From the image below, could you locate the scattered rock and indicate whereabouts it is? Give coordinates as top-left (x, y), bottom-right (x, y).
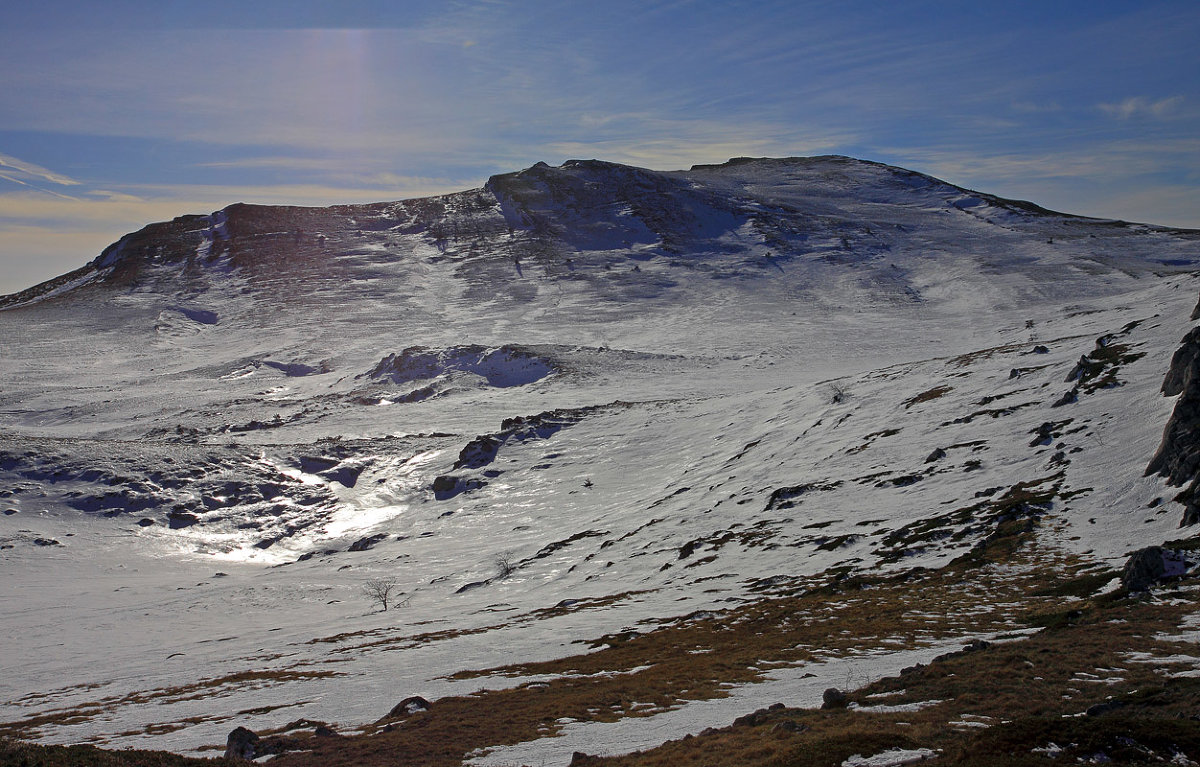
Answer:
top-left (137, 518), bottom-right (155, 527)
top-left (932, 639), bottom-right (991, 664)
top-left (32, 538), bottom-right (60, 547)
top-left (733, 704), bottom-right (784, 727)
top-left (456, 580), bottom-right (488, 594)
top-left (314, 724), bottom-right (339, 737)
top-left (167, 510), bottom-right (200, 529)
top-left (3, 508), bottom-right (16, 515)
top-left (431, 474), bottom-right (486, 500)
top-left (1029, 422), bottom-right (1056, 447)
top-left (348, 533), bottom-right (389, 552)
top-left (319, 464), bottom-right (363, 488)
top-left (454, 436), bottom-right (502, 470)
top-left (924, 448), bottom-right (947, 463)
top-left (1066, 354), bottom-right (1099, 383)
top-left (1051, 389), bottom-right (1078, 408)
top-left (1032, 345), bottom-right (1050, 354)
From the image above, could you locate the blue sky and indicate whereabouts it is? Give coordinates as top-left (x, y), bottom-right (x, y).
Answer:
top-left (1, 0), bottom-right (1198, 294)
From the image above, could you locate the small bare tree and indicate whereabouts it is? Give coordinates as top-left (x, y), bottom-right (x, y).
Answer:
top-left (362, 577), bottom-right (402, 612)
top-left (829, 381), bottom-right (849, 404)
top-left (493, 552), bottom-right (517, 579)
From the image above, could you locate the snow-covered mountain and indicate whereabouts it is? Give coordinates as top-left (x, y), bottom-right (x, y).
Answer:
top-left (3, 156), bottom-right (1200, 765)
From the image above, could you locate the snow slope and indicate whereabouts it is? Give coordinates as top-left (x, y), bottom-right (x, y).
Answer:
top-left (1, 156), bottom-right (1198, 757)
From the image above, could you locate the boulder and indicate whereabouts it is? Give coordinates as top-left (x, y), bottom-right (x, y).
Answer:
top-left (821, 687), bottom-right (848, 709)
top-left (1121, 546), bottom-right (1190, 592)
top-left (383, 695), bottom-right (432, 720)
top-left (431, 474), bottom-right (486, 500)
top-left (167, 510), bottom-right (200, 529)
top-left (224, 726), bottom-right (260, 760)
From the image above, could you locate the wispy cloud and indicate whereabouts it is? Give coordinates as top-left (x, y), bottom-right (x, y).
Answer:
top-left (1098, 96), bottom-right (1184, 120)
top-left (0, 179), bottom-right (477, 228)
top-left (0, 177), bottom-right (480, 295)
top-left (873, 140), bottom-right (1200, 227)
top-left (0, 151), bottom-right (83, 198)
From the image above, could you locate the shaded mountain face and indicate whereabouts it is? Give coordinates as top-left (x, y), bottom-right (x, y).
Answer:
top-left (2, 156), bottom-right (1200, 758)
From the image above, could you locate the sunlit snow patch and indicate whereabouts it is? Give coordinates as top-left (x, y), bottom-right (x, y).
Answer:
top-left (842, 748), bottom-right (939, 767)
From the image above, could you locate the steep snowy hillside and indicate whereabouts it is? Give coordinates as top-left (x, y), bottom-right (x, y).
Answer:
top-left (2, 156), bottom-right (1200, 765)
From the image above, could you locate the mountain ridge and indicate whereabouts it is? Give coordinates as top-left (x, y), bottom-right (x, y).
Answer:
top-left (4, 155), bottom-right (1197, 311)
top-left (3, 155), bottom-right (1200, 763)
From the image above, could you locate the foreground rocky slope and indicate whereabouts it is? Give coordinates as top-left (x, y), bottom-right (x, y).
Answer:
top-left (2, 156), bottom-right (1200, 764)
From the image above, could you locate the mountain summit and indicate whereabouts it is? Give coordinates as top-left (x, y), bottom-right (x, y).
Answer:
top-left (3, 157), bottom-right (1200, 765)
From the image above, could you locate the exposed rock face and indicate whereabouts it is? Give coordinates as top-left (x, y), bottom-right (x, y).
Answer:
top-left (1147, 327), bottom-right (1200, 525)
top-left (1160, 327), bottom-right (1200, 397)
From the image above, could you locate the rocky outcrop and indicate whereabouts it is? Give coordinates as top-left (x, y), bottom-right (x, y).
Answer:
top-left (1147, 327), bottom-right (1200, 525)
top-left (1121, 546), bottom-right (1190, 592)
top-left (1160, 327), bottom-right (1200, 397)
top-left (377, 695), bottom-right (432, 724)
top-left (431, 474), bottom-right (487, 500)
top-left (363, 345), bottom-right (556, 388)
top-left (224, 727), bottom-right (260, 760)
top-left (223, 726), bottom-right (297, 761)
top-left (821, 688), bottom-right (848, 709)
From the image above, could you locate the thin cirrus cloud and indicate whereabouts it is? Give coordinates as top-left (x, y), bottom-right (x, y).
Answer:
top-left (0, 175), bottom-right (480, 295)
top-left (0, 152), bottom-right (83, 193)
top-left (1098, 96), bottom-right (1186, 120)
top-left (1, 1), bottom-right (1198, 294)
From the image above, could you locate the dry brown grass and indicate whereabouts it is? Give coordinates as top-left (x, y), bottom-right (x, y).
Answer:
top-left (0, 670), bottom-right (338, 741)
top-left (11, 477), bottom-right (1197, 767)
top-left (903, 385), bottom-right (953, 408)
top-left (266, 513), bottom-right (1115, 767)
top-left (591, 587), bottom-right (1200, 767)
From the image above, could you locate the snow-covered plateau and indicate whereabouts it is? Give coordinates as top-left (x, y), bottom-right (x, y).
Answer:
top-left (3, 156), bottom-right (1200, 765)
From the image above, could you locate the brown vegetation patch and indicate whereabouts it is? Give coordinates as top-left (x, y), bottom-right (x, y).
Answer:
top-left (308, 591), bottom-right (650, 655)
top-left (259, 518), bottom-right (1099, 766)
top-left (0, 738), bottom-right (234, 766)
top-left (588, 583), bottom-right (1200, 767)
top-left (903, 385), bottom-right (953, 409)
top-left (0, 671), bottom-right (338, 741)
